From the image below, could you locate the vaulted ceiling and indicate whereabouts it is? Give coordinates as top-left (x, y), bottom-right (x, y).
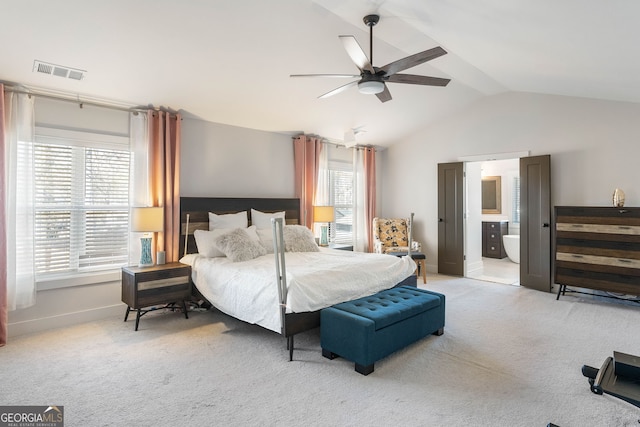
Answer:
top-left (3, 0), bottom-right (639, 147)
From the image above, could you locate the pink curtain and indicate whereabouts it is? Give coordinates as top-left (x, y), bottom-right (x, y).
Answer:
top-left (148, 110), bottom-right (181, 262)
top-left (0, 84), bottom-right (7, 346)
top-left (363, 147), bottom-right (377, 252)
top-left (293, 135), bottom-right (323, 228)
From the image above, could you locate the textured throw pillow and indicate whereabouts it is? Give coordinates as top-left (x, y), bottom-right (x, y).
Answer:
top-left (283, 225), bottom-right (319, 252)
top-left (251, 209), bottom-right (285, 229)
top-left (208, 211), bottom-right (248, 230)
top-left (214, 228), bottom-right (267, 262)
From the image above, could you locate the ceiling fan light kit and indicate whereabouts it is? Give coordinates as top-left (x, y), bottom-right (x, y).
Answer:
top-left (358, 80), bottom-right (385, 94)
top-left (290, 14), bottom-right (451, 103)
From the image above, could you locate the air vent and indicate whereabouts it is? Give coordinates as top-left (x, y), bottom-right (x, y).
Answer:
top-left (33, 60), bottom-right (86, 81)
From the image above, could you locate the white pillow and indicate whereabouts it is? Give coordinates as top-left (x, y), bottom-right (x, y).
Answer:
top-left (251, 208), bottom-right (285, 229)
top-left (214, 228), bottom-right (267, 262)
top-left (257, 228), bottom-right (276, 254)
top-left (283, 225), bottom-right (319, 252)
top-left (208, 211), bottom-right (248, 230)
top-left (179, 253), bottom-right (199, 267)
top-left (194, 226), bottom-right (259, 258)
top-left (194, 228), bottom-right (230, 257)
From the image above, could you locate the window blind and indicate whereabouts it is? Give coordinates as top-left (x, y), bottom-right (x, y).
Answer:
top-left (328, 160), bottom-right (354, 244)
top-left (34, 128), bottom-right (130, 276)
top-left (512, 176), bottom-right (521, 224)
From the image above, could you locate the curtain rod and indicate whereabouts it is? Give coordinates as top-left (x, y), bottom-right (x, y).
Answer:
top-left (292, 135), bottom-right (377, 150)
top-left (3, 84), bottom-right (149, 114)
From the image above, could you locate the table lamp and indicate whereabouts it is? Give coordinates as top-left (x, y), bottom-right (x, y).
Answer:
top-left (313, 206), bottom-right (335, 246)
top-left (131, 207), bottom-right (164, 267)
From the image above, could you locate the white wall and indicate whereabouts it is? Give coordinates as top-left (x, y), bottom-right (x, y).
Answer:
top-left (381, 91), bottom-right (640, 272)
top-left (465, 162), bottom-right (482, 276)
top-left (181, 118), bottom-right (294, 197)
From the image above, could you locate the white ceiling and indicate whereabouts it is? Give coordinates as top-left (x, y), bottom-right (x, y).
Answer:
top-left (3, 0), bottom-right (639, 147)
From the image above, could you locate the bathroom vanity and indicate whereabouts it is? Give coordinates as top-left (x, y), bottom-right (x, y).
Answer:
top-left (482, 221), bottom-right (508, 259)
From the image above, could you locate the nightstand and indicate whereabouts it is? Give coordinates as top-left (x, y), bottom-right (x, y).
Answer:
top-left (328, 243), bottom-right (353, 251)
top-left (121, 262), bottom-right (192, 331)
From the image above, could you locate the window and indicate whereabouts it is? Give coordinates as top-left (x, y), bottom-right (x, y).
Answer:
top-left (34, 127), bottom-right (130, 278)
top-left (512, 176), bottom-right (521, 223)
top-left (328, 160), bottom-right (354, 244)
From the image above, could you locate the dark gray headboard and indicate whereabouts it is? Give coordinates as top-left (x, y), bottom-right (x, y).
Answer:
top-left (179, 197), bottom-right (300, 255)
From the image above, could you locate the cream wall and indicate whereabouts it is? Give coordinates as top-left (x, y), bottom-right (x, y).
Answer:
top-left (380, 91), bottom-right (640, 272)
top-left (180, 118), bottom-right (295, 197)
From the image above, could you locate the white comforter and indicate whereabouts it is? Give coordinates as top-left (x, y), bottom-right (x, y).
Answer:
top-left (183, 248), bottom-right (416, 333)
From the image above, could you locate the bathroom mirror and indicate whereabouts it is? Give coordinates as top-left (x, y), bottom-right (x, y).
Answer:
top-left (482, 176), bottom-right (502, 214)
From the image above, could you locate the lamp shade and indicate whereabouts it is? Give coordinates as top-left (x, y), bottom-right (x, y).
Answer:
top-left (131, 207), bottom-right (164, 232)
top-left (313, 206), bottom-right (335, 223)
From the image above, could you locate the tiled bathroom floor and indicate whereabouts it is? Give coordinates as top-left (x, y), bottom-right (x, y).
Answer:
top-left (468, 257), bottom-right (520, 285)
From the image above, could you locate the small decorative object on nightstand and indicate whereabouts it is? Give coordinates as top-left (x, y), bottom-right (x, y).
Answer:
top-left (121, 262), bottom-right (191, 331)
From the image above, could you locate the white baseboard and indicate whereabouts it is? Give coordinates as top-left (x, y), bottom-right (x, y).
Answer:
top-left (8, 304), bottom-right (125, 338)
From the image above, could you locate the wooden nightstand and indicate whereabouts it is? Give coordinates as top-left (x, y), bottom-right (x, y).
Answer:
top-left (121, 262), bottom-right (192, 331)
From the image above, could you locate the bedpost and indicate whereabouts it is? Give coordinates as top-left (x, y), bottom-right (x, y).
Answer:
top-left (271, 218), bottom-right (288, 338)
top-left (183, 213), bottom-right (190, 258)
top-left (408, 212), bottom-right (414, 257)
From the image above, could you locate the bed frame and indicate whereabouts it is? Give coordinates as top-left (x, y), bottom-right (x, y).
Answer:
top-left (179, 196), bottom-right (416, 361)
top-left (179, 197), bottom-right (320, 359)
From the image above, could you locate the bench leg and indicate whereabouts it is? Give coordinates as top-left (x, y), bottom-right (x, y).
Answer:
top-left (355, 363), bottom-right (374, 376)
top-left (322, 348), bottom-right (338, 360)
top-left (433, 327), bottom-right (444, 336)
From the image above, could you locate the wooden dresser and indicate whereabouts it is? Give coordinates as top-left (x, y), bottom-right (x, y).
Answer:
top-left (554, 206), bottom-right (640, 300)
top-left (482, 221), bottom-right (508, 259)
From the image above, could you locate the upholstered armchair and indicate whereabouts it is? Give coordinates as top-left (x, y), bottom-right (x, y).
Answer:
top-left (372, 217), bottom-right (421, 254)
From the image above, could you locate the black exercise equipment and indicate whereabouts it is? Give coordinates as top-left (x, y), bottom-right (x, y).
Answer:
top-left (582, 351), bottom-right (640, 409)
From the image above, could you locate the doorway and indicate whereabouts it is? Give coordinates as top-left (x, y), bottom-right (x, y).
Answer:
top-left (437, 154), bottom-right (551, 292)
top-left (466, 158), bottom-right (520, 285)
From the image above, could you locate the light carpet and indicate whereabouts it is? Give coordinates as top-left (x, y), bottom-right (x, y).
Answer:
top-left (1, 275), bottom-right (639, 426)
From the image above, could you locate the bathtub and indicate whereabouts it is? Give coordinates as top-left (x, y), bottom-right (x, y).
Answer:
top-left (502, 235), bottom-right (520, 264)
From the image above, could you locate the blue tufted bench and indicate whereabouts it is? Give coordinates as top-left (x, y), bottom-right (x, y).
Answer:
top-left (321, 286), bottom-right (445, 375)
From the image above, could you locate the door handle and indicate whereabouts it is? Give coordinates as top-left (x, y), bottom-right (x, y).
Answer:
top-left (542, 223), bottom-right (549, 228)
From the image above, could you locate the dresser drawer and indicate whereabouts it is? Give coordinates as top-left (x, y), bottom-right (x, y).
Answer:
top-left (554, 206), bottom-right (640, 300)
top-left (482, 221), bottom-right (508, 259)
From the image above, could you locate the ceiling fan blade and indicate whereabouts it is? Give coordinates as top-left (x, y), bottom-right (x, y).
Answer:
top-left (376, 85), bottom-right (392, 103)
top-left (318, 80), bottom-right (358, 99)
top-left (387, 74), bottom-right (451, 87)
top-left (381, 46), bottom-right (448, 76)
top-left (290, 73), bottom-right (360, 78)
top-left (339, 35), bottom-right (375, 73)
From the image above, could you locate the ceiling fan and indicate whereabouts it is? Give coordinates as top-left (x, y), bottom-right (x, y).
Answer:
top-left (290, 14), bottom-right (451, 103)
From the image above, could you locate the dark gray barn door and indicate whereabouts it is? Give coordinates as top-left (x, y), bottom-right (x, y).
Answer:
top-left (520, 155), bottom-right (551, 292)
top-left (438, 162), bottom-right (464, 276)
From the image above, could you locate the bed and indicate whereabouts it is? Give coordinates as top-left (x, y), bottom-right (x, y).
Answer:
top-left (179, 197), bottom-right (417, 360)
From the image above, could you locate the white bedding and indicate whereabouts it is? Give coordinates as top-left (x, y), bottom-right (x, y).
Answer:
top-left (183, 248), bottom-right (416, 333)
